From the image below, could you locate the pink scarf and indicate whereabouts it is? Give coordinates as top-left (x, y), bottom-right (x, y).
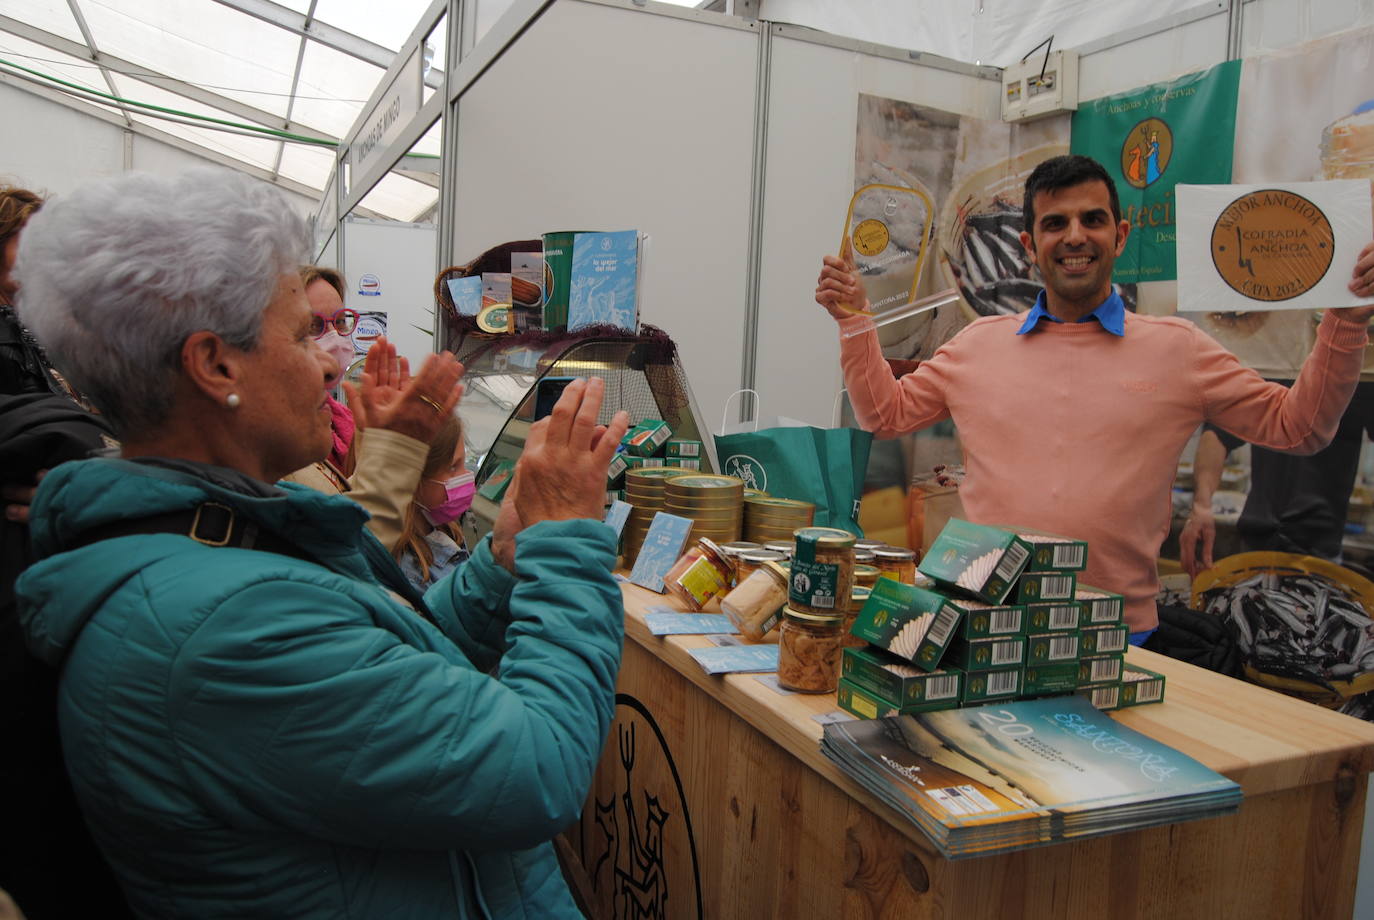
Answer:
top-left (327, 395), bottom-right (355, 469)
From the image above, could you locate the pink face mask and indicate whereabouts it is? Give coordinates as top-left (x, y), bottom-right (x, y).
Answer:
top-left (318, 330), bottom-right (356, 380)
top-left (419, 472), bottom-right (476, 526)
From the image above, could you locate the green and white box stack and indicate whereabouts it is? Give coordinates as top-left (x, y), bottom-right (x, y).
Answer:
top-left (917, 519), bottom-right (1032, 605)
top-left (838, 646), bottom-right (962, 718)
top-left (1074, 584), bottom-right (1127, 704)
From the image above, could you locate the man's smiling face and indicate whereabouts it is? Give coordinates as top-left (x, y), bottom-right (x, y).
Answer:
top-left (1020, 179), bottom-right (1130, 317)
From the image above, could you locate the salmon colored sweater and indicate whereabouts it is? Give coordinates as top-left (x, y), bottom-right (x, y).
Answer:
top-left (837, 310), bottom-right (1370, 632)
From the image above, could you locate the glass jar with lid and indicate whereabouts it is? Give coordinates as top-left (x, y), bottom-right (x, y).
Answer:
top-left (777, 606), bottom-right (844, 693)
top-left (720, 561), bottom-right (789, 641)
top-left (734, 549), bottom-right (786, 584)
top-left (788, 527), bottom-right (856, 615)
top-left (843, 585), bottom-right (872, 648)
top-left (664, 538), bottom-right (733, 611)
top-left (872, 546), bottom-right (919, 584)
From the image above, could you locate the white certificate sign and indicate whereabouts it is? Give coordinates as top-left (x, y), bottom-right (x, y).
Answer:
top-left (1177, 180), bottom-right (1373, 313)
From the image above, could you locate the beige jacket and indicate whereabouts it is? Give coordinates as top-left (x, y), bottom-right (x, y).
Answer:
top-left (282, 427), bottom-right (428, 552)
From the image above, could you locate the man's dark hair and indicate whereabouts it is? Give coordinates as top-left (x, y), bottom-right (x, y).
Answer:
top-left (1022, 155), bottom-right (1121, 235)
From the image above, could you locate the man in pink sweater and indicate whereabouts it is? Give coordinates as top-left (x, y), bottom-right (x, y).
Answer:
top-left (816, 155), bottom-right (1374, 640)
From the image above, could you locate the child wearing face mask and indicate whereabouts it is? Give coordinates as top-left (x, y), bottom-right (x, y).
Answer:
top-left (395, 412), bottom-right (474, 592)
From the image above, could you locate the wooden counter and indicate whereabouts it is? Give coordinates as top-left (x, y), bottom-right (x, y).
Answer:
top-left (569, 582), bottom-right (1374, 919)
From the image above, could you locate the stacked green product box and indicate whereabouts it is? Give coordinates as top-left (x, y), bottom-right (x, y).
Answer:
top-left (849, 578), bottom-right (964, 672)
top-left (1120, 665), bottom-right (1167, 707)
top-left (1075, 584), bottom-right (1127, 701)
top-left (917, 519), bottom-right (1032, 604)
top-left (840, 521), bottom-right (1163, 716)
top-left (839, 646), bottom-right (962, 717)
top-left (622, 419), bottom-right (672, 457)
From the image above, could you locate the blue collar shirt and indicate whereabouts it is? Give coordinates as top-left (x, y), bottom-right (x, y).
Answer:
top-left (1016, 289), bottom-right (1126, 337)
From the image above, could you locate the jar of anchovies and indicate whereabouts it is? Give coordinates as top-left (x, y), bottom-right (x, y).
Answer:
top-left (763, 540), bottom-right (794, 558)
top-left (788, 527), bottom-right (856, 615)
top-left (734, 549), bottom-right (786, 583)
top-left (872, 546), bottom-right (918, 584)
top-left (720, 561), bottom-right (790, 641)
top-left (853, 564), bottom-right (880, 589)
top-left (664, 538), bottom-right (733, 611)
top-left (716, 541), bottom-right (761, 585)
top-left (854, 548), bottom-right (876, 567)
top-left (777, 607), bottom-right (844, 693)
top-left (843, 585), bottom-right (872, 648)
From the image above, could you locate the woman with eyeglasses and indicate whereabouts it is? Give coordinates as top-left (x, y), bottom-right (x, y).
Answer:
top-left (282, 266), bottom-right (434, 553)
top-left (13, 167), bottom-right (628, 919)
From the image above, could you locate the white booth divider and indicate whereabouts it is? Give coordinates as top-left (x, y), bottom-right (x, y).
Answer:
top-left (449, 0), bottom-right (761, 428)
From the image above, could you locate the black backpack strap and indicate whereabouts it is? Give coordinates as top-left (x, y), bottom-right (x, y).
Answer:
top-left (66, 502), bottom-right (436, 623)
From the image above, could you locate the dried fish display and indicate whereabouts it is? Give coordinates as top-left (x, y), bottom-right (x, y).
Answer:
top-left (1198, 569), bottom-right (1374, 688)
top-left (943, 194), bottom-right (1044, 317)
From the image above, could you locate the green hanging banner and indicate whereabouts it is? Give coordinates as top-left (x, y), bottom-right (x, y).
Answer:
top-left (1070, 59), bottom-right (1241, 284)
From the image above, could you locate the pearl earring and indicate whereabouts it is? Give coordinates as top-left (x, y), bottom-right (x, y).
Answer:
top-left (226, 393), bottom-right (241, 409)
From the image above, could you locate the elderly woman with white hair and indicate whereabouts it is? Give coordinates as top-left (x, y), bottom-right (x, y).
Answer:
top-left (13, 168), bottom-right (629, 919)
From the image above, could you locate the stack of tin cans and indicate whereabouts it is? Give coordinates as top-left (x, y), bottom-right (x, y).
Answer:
top-left (663, 474), bottom-right (745, 544)
top-left (743, 495), bottom-right (816, 544)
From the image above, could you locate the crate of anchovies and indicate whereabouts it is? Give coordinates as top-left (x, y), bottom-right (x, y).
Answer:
top-left (1013, 570), bottom-right (1077, 604)
top-left (1077, 682), bottom-right (1124, 711)
top-left (841, 646), bottom-right (962, 710)
top-left (944, 596), bottom-right (1026, 639)
top-left (850, 578), bottom-right (964, 671)
top-left (1080, 624), bottom-right (1129, 657)
top-left (918, 519), bottom-right (1032, 604)
top-left (1022, 661), bottom-right (1080, 695)
top-left (1119, 665), bottom-right (1167, 707)
top-left (1026, 631), bottom-right (1081, 666)
top-left (1025, 601), bottom-right (1083, 634)
top-left (944, 635), bottom-right (1026, 672)
top-left (1011, 528), bottom-right (1089, 573)
top-left (1076, 585), bottom-right (1124, 626)
top-left (959, 665), bottom-right (1021, 704)
top-left (1078, 654), bottom-right (1124, 688)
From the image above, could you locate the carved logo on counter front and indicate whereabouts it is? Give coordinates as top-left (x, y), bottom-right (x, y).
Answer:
top-left (585, 694), bottom-right (702, 920)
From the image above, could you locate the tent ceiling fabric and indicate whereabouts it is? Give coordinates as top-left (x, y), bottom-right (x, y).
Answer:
top-left (0, 0), bottom-right (439, 221)
top-left (756, 0), bottom-right (1207, 67)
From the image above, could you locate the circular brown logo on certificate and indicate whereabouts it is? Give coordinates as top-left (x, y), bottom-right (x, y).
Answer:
top-left (852, 218), bottom-right (890, 257)
top-left (1210, 189), bottom-right (1334, 302)
top-left (1120, 118), bottom-right (1172, 189)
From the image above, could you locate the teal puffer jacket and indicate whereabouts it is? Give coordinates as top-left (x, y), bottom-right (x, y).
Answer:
top-left (17, 458), bottom-right (623, 919)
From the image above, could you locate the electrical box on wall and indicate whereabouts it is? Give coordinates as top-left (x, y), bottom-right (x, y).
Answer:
top-left (1002, 49), bottom-right (1079, 123)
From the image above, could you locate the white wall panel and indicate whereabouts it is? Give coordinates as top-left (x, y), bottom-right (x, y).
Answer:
top-left (753, 34), bottom-right (998, 428)
top-left (1078, 12), bottom-right (1229, 101)
top-left (452, 0), bottom-right (759, 427)
top-left (0, 81), bottom-right (125, 193)
top-left (340, 218), bottom-right (439, 368)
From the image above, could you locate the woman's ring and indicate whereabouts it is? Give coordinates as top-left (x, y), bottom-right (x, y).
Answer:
top-left (418, 394), bottom-right (444, 414)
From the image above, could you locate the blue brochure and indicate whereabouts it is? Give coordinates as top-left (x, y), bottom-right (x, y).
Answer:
top-left (644, 613), bottom-right (735, 635)
top-left (688, 644), bottom-right (780, 675)
top-left (446, 276), bottom-right (483, 317)
top-left (628, 511), bottom-right (693, 593)
top-left (604, 500), bottom-right (632, 537)
top-left (568, 230), bottom-right (639, 331)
